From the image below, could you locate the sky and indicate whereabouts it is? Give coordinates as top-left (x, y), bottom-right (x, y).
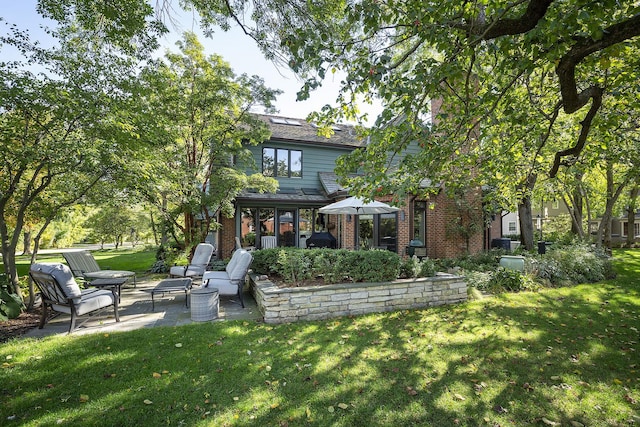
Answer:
top-left (1, 1), bottom-right (380, 125)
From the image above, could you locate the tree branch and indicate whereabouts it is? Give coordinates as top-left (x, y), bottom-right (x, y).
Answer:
top-left (548, 87), bottom-right (602, 178)
top-left (462, 0), bottom-right (554, 40)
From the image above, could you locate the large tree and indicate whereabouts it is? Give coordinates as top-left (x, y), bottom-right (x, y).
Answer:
top-left (33, 0), bottom-right (640, 243)
top-left (134, 32), bottom-right (280, 248)
top-left (180, 0), bottom-right (640, 197)
top-left (0, 22), bottom-right (155, 299)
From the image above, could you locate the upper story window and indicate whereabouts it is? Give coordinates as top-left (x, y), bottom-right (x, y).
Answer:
top-left (263, 148), bottom-right (302, 178)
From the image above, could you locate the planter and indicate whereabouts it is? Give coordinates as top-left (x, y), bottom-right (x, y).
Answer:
top-left (249, 273), bottom-right (467, 324)
top-left (499, 255), bottom-right (525, 272)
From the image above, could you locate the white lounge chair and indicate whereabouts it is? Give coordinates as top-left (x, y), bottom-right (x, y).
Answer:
top-left (201, 249), bottom-right (253, 308)
top-left (169, 243), bottom-right (215, 280)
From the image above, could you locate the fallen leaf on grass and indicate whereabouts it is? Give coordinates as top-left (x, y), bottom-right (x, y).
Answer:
top-left (541, 417), bottom-right (560, 426)
top-left (175, 343), bottom-right (182, 348)
top-left (143, 399), bottom-right (153, 405)
top-left (153, 372), bottom-right (162, 378)
top-left (337, 403), bottom-right (349, 410)
top-left (79, 395), bottom-right (89, 403)
top-left (453, 393), bottom-right (466, 401)
top-left (327, 406), bottom-right (335, 413)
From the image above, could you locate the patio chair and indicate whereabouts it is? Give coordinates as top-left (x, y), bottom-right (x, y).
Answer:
top-left (62, 250), bottom-right (136, 287)
top-left (169, 243), bottom-right (215, 280)
top-left (30, 262), bottom-right (120, 333)
top-left (201, 249), bottom-right (253, 308)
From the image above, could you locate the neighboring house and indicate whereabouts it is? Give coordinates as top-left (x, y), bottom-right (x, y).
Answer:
top-left (501, 199), bottom-right (570, 239)
top-left (215, 114), bottom-right (495, 259)
top-left (589, 211), bottom-right (640, 246)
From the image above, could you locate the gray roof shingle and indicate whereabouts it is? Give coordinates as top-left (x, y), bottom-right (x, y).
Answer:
top-left (254, 114), bottom-right (365, 148)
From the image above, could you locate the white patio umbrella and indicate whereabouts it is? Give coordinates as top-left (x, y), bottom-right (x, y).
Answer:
top-left (319, 197), bottom-right (400, 215)
top-left (319, 197), bottom-right (399, 249)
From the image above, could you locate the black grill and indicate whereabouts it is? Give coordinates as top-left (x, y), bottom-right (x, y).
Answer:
top-left (306, 232), bottom-right (337, 249)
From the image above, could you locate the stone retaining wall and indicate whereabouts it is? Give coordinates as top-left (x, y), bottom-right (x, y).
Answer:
top-left (250, 273), bottom-right (467, 324)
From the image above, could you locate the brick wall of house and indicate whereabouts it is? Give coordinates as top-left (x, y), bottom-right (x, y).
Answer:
top-left (220, 191), bottom-right (485, 260)
top-left (219, 215), bottom-right (236, 260)
top-left (426, 188), bottom-right (484, 259)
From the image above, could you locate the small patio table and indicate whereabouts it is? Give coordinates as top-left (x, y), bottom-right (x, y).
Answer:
top-left (89, 277), bottom-right (128, 303)
top-left (150, 278), bottom-right (192, 311)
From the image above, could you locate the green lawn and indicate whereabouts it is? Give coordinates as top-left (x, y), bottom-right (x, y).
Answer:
top-left (1, 250), bottom-right (639, 426)
top-left (6, 247), bottom-right (157, 278)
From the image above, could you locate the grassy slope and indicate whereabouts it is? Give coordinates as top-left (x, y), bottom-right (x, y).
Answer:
top-left (0, 249), bottom-right (638, 426)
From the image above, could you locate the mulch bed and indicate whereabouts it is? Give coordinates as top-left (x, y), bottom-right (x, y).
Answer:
top-left (0, 308), bottom-right (45, 343)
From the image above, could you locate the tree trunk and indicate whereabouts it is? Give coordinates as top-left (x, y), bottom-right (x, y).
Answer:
top-left (597, 160), bottom-right (630, 249)
top-left (161, 194), bottom-right (169, 246)
top-left (626, 186), bottom-right (639, 246)
top-left (0, 220), bottom-right (23, 301)
top-left (22, 230), bottom-right (33, 255)
top-left (517, 174), bottom-right (537, 251)
top-left (570, 174), bottom-right (584, 237)
top-left (27, 237), bottom-right (42, 311)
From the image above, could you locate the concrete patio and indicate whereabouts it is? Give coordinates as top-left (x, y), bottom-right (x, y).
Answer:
top-left (23, 277), bottom-right (261, 339)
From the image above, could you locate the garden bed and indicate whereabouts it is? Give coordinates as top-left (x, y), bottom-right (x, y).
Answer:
top-left (249, 273), bottom-right (467, 324)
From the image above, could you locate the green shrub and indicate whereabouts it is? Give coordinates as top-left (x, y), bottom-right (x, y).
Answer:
top-left (275, 250), bottom-right (312, 285)
top-left (419, 258), bottom-right (436, 277)
top-left (434, 250), bottom-right (502, 273)
top-left (464, 270), bottom-right (492, 291)
top-left (528, 244), bottom-right (612, 286)
top-left (251, 248), bottom-right (282, 275)
top-left (0, 275), bottom-right (22, 320)
top-left (339, 249), bottom-right (400, 282)
top-left (401, 257), bottom-right (437, 278)
top-left (488, 268), bottom-right (538, 293)
top-left (150, 245), bottom-right (186, 273)
top-left (254, 248), bottom-right (400, 285)
top-left (399, 256), bottom-right (420, 278)
top-left (528, 256), bottom-right (565, 286)
top-left (311, 249), bottom-right (344, 284)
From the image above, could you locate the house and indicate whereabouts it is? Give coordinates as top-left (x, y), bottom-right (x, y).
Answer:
top-left (215, 114), bottom-right (495, 260)
top-left (501, 200), bottom-right (570, 239)
top-left (589, 210), bottom-right (640, 247)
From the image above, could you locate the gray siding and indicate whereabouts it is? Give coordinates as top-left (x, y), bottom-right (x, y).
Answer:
top-left (245, 139), bottom-right (354, 189)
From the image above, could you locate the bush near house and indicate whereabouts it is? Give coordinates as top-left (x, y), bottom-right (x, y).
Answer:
top-left (450, 244), bottom-right (614, 293)
top-left (252, 244), bottom-right (613, 294)
top-left (252, 248), bottom-right (401, 286)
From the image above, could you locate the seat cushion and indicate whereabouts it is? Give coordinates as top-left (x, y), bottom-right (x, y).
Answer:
top-left (224, 249), bottom-right (242, 276)
top-left (203, 279), bottom-right (238, 295)
top-left (202, 271), bottom-right (230, 281)
top-left (229, 251), bottom-right (253, 281)
top-left (52, 289), bottom-right (115, 315)
top-left (191, 243), bottom-right (214, 268)
top-left (75, 290), bottom-right (116, 315)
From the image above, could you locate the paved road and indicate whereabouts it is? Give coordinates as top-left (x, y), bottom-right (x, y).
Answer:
top-left (13, 243), bottom-right (139, 256)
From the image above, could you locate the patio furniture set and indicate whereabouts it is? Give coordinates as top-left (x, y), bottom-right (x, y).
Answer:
top-left (29, 243), bottom-right (254, 333)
